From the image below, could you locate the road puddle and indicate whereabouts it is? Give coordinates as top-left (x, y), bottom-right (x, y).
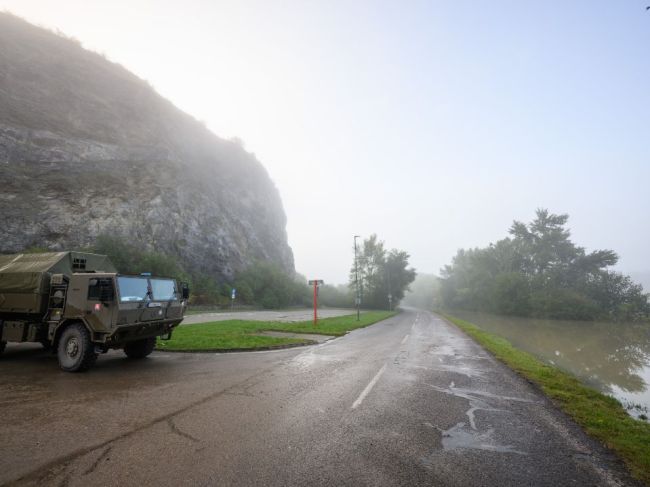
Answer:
top-left (411, 364), bottom-right (485, 379)
top-left (431, 422), bottom-right (527, 455)
top-left (425, 382), bottom-right (536, 456)
top-left (427, 344), bottom-right (457, 357)
top-left (290, 346), bottom-right (342, 368)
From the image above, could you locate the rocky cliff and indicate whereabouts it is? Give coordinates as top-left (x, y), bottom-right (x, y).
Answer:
top-left (0, 13), bottom-right (294, 280)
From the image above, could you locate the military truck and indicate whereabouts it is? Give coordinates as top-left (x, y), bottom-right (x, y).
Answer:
top-left (0, 252), bottom-right (188, 372)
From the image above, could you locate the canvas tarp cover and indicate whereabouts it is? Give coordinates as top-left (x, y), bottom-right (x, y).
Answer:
top-left (0, 272), bottom-right (46, 294)
top-left (0, 252), bottom-right (116, 294)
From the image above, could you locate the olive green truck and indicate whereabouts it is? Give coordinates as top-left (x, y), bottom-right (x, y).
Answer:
top-left (0, 252), bottom-right (188, 372)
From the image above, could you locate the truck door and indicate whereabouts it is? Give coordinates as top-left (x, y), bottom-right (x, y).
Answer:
top-left (84, 277), bottom-right (118, 332)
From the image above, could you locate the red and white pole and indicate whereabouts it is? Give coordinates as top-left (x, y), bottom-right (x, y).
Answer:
top-left (308, 280), bottom-right (323, 327)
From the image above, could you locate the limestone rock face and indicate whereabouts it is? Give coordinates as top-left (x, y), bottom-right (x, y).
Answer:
top-left (0, 13), bottom-right (294, 280)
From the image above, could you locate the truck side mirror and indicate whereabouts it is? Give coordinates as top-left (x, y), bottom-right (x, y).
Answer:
top-left (181, 282), bottom-right (190, 300)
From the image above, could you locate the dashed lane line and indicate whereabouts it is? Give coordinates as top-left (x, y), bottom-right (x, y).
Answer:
top-left (352, 364), bottom-right (387, 409)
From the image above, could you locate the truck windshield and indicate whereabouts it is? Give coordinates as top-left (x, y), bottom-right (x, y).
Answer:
top-left (151, 278), bottom-right (176, 301)
top-left (117, 276), bottom-right (149, 302)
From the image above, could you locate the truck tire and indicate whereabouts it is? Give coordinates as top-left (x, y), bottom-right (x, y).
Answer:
top-left (57, 323), bottom-right (97, 372)
top-left (123, 337), bottom-right (156, 359)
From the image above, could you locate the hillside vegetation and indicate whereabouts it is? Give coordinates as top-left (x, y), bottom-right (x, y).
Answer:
top-left (86, 235), bottom-right (305, 308)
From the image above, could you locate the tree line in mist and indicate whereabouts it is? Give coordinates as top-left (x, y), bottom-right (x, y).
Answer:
top-left (434, 209), bottom-right (649, 321)
top-left (89, 233), bottom-right (416, 311)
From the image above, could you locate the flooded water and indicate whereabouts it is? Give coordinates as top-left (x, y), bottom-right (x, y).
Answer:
top-left (447, 310), bottom-right (650, 418)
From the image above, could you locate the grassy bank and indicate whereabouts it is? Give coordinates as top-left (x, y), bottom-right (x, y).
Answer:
top-left (442, 313), bottom-right (650, 484)
top-left (157, 311), bottom-right (396, 352)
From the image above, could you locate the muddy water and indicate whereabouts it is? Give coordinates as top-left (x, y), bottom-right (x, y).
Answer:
top-left (446, 311), bottom-right (650, 417)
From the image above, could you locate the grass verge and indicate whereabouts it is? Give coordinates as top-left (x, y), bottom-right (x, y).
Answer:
top-left (157, 311), bottom-right (397, 352)
top-left (442, 313), bottom-right (650, 485)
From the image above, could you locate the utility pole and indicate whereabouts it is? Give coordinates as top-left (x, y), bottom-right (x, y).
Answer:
top-left (354, 235), bottom-right (361, 321)
top-left (386, 260), bottom-right (392, 311)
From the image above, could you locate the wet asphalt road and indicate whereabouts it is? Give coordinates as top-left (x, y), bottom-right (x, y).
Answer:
top-left (0, 310), bottom-right (639, 486)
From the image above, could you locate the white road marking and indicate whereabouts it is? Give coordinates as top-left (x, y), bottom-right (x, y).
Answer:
top-left (401, 334), bottom-right (409, 345)
top-left (352, 364), bottom-right (387, 409)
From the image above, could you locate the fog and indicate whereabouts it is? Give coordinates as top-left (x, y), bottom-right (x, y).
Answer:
top-left (3, 1), bottom-right (649, 286)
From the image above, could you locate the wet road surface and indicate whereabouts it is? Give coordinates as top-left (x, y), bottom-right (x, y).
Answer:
top-left (0, 310), bottom-right (639, 486)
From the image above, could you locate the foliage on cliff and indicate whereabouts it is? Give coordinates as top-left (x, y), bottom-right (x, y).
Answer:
top-left (439, 209), bottom-right (649, 321)
top-left (91, 235), bottom-right (306, 309)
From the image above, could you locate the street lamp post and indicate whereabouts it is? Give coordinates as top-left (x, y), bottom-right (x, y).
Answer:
top-left (386, 261), bottom-right (392, 311)
top-left (354, 235), bottom-right (361, 321)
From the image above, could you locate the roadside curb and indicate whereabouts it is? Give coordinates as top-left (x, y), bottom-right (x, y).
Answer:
top-left (154, 340), bottom-right (318, 354)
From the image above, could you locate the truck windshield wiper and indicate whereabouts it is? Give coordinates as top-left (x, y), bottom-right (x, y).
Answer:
top-left (138, 288), bottom-right (152, 307)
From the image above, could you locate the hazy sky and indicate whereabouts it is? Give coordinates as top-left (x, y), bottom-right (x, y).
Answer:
top-left (2, 1), bottom-right (649, 285)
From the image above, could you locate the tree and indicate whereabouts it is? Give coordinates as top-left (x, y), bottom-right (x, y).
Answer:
top-left (318, 284), bottom-right (354, 308)
top-left (235, 261), bottom-right (309, 309)
top-left (439, 209), bottom-right (650, 321)
top-left (350, 234), bottom-right (416, 310)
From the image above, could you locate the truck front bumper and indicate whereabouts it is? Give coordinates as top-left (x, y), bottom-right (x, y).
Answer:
top-left (106, 318), bottom-right (183, 346)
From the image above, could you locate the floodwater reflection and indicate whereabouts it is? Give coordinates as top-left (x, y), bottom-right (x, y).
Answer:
top-left (447, 311), bottom-right (650, 416)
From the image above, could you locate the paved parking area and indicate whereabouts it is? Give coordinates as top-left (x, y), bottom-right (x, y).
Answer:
top-left (182, 308), bottom-right (354, 325)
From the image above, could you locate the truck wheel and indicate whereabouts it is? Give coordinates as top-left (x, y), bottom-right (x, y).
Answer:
top-left (123, 337), bottom-right (156, 359)
top-left (57, 323), bottom-right (97, 372)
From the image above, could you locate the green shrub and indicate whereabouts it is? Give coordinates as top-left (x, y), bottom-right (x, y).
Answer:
top-left (491, 272), bottom-right (531, 316)
top-left (529, 289), bottom-right (600, 320)
top-left (318, 284), bottom-right (354, 308)
top-left (234, 260), bottom-right (309, 309)
top-left (93, 234), bottom-right (187, 280)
